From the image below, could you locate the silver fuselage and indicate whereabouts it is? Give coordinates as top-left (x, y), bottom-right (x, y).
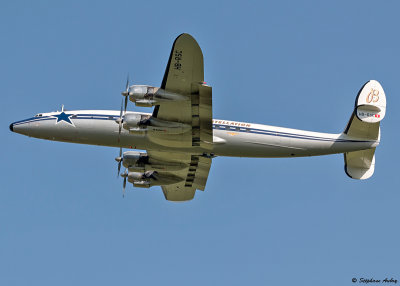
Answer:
top-left (10, 110), bottom-right (378, 158)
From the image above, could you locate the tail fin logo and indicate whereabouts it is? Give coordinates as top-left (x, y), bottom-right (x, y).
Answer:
top-left (366, 88), bottom-right (380, 103)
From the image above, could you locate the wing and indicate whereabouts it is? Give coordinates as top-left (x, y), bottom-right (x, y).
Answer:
top-left (126, 34), bottom-right (213, 201)
top-left (147, 150), bottom-right (212, 202)
top-left (151, 33), bottom-right (213, 149)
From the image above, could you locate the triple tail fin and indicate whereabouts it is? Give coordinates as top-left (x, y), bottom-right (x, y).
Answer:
top-left (343, 80), bottom-right (386, 180)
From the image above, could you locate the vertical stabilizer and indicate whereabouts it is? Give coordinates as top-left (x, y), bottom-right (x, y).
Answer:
top-left (343, 80), bottom-right (386, 179)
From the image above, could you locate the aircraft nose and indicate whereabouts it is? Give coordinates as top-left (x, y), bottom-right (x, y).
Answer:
top-left (9, 120), bottom-right (32, 136)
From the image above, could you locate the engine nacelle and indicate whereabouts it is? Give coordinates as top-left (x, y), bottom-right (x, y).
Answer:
top-left (122, 151), bottom-right (148, 169)
top-left (122, 113), bottom-right (151, 131)
top-left (123, 113), bottom-right (141, 127)
top-left (128, 172), bottom-right (146, 181)
top-left (128, 85), bottom-right (187, 107)
top-left (133, 181), bottom-right (151, 188)
top-left (126, 170), bottom-right (183, 189)
top-left (123, 115), bottom-right (191, 135)
top-left (127, 171), bottom-right (158, 187)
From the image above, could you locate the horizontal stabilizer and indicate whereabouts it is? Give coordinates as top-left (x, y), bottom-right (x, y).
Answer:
top-left (344, 148), bottom-right (375, 180)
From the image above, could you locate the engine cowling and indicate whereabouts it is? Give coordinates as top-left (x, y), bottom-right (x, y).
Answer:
top-left (123, 113), bottom-right (140, 127)
top-left (123, 114), bottom-right (191, 135)
top-left (122, 113), bottom-right (151, 131)
top-left (127, 171), bottom-right (158, 188)
top-left (122, 151), bottom-right (148, 168)
top-left (128, 171), bottom-right (146, 181)
top-left (129, 85), bottom-right (158, 100)
top-left (128, 85), bottom-right (187, 107)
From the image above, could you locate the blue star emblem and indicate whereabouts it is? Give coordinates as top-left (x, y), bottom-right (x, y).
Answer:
top-left (53, 112), bottom-right (75, 125)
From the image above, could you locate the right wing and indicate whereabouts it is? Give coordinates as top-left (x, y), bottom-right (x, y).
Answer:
top-left (147, 150), bottom-right (212, 202)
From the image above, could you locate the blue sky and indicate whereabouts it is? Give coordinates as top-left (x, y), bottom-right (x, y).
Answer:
top-left (1, 1), bottom-right (399, 285)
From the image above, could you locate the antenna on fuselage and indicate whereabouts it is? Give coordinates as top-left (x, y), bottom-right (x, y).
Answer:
top-left (61, 104), bottom-right (64, 112)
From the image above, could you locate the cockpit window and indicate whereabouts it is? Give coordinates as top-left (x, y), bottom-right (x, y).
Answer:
top-left (35, 114), bottom-right (43, 117)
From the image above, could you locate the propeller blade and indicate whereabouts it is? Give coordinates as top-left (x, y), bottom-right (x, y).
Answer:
top-left (118, 122), bottom-right (122, 142)
top-left (119, 98), bottom-right (123, 118)
top-left (123, 175), bottom-right (127, 198)
top-left (120, 75), bottom-right (129, 130)
top-left (125, 74), bottom-right (129, 91)
top-left (120, 170), bottom-right (128, 198)
top-left (124, 95), bottom-right (128, 113)
top-left (117, 162), bottom-right (121, 177)
top-left (121, 74), bottom-right (130, 96)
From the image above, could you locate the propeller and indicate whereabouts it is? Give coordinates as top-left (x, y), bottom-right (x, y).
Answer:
top-left (117, 74), bottom-right (130, 143)
top-left (121, 170), bottom-right (128, 198)
top-left (115, 147), bottom-right (123, 177)
top-left (116, 75), bottom-right (130, 197)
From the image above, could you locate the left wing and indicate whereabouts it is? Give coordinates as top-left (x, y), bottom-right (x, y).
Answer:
top-left (151, 33), bottom-right (213, 150)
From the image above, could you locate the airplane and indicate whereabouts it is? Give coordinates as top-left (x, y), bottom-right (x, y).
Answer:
top-left (9, 33), bottom-right (386, 202)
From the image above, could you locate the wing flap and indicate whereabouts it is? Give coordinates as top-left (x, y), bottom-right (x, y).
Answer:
top-left (198, 84), bottom-right (213, 149)
top-left (192, 156), bottom-right (212, 191)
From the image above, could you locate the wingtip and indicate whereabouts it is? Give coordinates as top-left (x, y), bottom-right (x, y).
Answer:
top-left (176, 33), bottom-right (195, 41)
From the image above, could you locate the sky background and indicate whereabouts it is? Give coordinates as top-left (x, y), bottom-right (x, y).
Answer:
top-left (1, 1), bottom-right (399, 285)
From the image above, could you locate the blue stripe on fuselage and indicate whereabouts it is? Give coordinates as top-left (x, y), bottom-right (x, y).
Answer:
top-left (12, 114), bottom-right (120, 126)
